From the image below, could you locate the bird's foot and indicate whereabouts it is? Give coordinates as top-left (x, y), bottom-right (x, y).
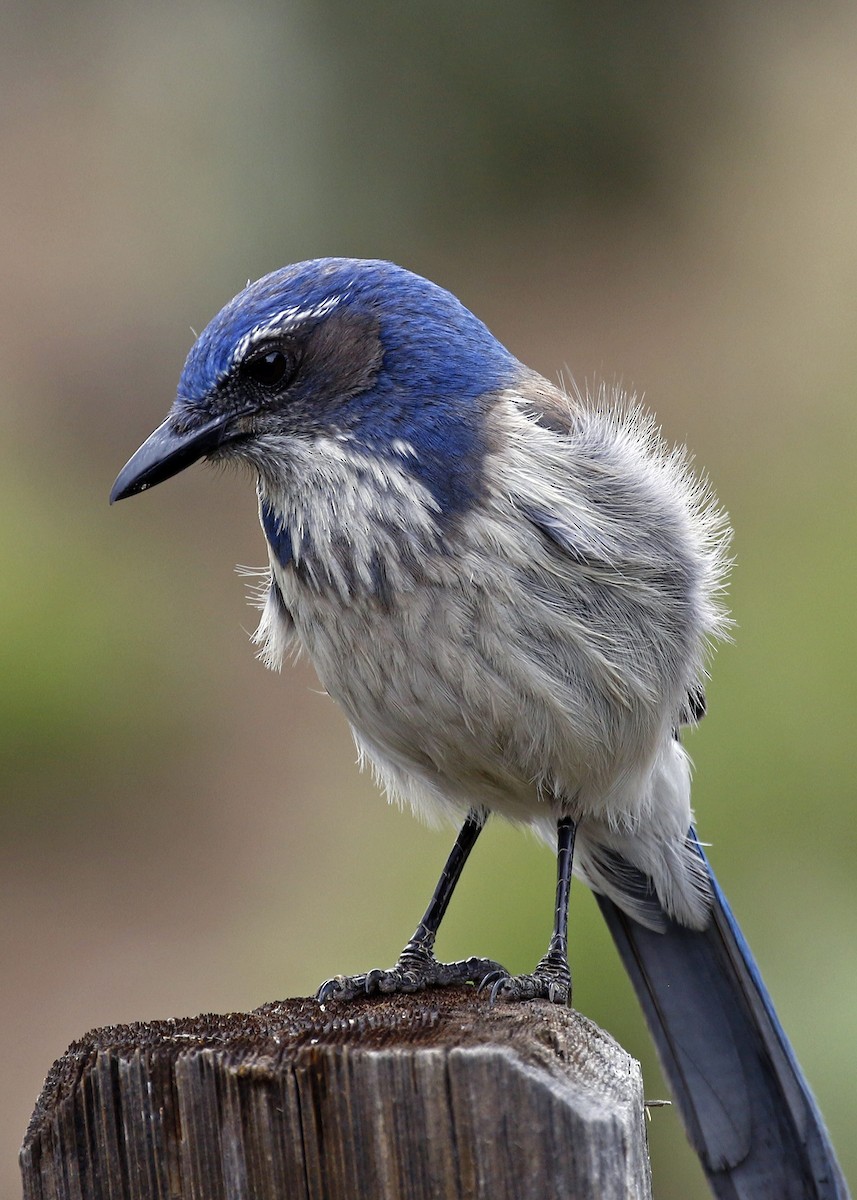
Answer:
top-left (480, 953), bottom-right (571, 1006)
top-left (317, 944), bottom-right (506, 1003)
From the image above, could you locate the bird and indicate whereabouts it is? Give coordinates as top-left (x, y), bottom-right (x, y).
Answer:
top-left (111, 257), bottom-right (848, 1200)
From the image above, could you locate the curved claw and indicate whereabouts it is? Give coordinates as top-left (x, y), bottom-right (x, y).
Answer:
top-left (363, 968), bottom-right (385, 994)
top-left (477, 968), bottom-right (510, 997)
top-left (393, 970), bottom-right (423, 994)
top-left (489, 976), bottom-right (512, 1005)
top-left (317, 975), bottom-right (348, 1003)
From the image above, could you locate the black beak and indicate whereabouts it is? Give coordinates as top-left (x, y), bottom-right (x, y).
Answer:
top-left (109, 412), bottom-right (236, 503)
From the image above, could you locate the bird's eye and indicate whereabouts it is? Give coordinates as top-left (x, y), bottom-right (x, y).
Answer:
top-left (242, 348), bottom-right (296, 388)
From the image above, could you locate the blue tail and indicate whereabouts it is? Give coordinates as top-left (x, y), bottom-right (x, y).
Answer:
top-left (596, 830), bottom-right (849, 1199)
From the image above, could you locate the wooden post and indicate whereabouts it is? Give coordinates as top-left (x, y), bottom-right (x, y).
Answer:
top-left (21, 989), bottom-right (652, 1200)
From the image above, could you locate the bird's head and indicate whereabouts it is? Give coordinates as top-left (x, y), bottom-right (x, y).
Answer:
top-left (110, 258), bottom-right (519, 516)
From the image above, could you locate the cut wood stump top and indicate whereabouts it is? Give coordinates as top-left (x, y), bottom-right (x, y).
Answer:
top-left (22, 989), bottom-right (652, 1200)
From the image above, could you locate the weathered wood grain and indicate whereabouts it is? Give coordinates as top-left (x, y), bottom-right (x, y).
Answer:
top-left (21, 989), bottom-right (652, 1200)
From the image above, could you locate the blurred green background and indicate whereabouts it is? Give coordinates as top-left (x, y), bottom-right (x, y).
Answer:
top-left (3, 3), bottom-right (856, 1196)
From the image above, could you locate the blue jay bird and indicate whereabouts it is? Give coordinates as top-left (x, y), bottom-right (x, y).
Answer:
top-left (111, 258), bottom-right (847, 1200)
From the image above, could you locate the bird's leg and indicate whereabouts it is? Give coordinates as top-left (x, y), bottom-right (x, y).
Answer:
top-left (317, 809), bottom-right (506, 1002)
top-left (481, 816), bottom-right (576, 1005)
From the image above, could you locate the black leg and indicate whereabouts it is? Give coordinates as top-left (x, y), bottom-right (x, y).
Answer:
top-left (317, 809), bottom-right (507, 1002)
top-left (482, 816), bottom-right (577, 1005)
top-left (401, 807), bottom-right (486, 959)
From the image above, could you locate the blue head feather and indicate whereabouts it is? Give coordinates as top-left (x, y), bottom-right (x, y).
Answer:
top-left (176, 259), bottom-right (520, 519)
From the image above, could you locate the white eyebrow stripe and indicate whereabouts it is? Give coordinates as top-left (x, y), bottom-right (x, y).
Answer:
top-left (232, 293), bottom-right (347, 363)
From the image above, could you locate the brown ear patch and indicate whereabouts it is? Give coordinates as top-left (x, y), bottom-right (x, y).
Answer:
top-left (302, 309), bottom-right (384, 405)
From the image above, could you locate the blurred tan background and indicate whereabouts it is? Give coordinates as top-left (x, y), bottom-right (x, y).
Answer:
top-left (2, 3), bottom-right (856, 1196)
